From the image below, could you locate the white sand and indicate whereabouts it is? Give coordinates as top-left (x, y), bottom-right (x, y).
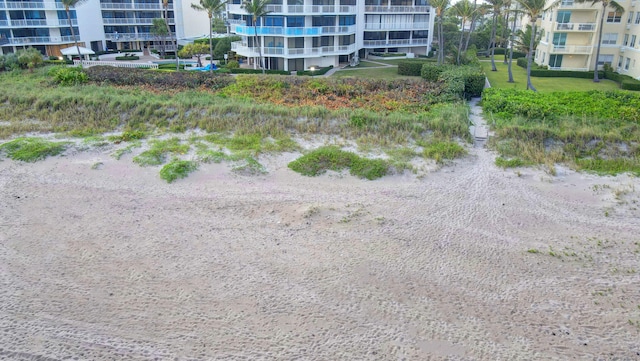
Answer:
top-left (1, 145), bottom-right (639, 360)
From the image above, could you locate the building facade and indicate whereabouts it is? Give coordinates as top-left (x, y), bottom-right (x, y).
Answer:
top-left (227, 0), bottom-right (434, 71)
top-left (536, 0), bottom-right (640, 79)
top-left (0, 0), bottom-right (210, 56)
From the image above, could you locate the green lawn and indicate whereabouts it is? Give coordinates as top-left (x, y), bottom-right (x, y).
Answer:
top-left (481, 61), bottom-right (621, 92)
top-left (331, 66), bottom-right (417, 80)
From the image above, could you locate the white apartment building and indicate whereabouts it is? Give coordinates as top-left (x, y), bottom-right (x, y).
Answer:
top-left (0, 0), bottom-right (209, 56)
top-left (227, 0), bottom-right (435, 71)
top-left (536, 0), bottom-right (640, 79)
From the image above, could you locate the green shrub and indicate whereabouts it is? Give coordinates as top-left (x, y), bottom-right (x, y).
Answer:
top-left (297, 65), bottom-right (333, 76)
top-left (225, 60), bottom-right (239, 69)
top-left (287, 146), bottom-right (388, 180)
top-left (159, 159), bottom-right (198, 183)
top-left (397, 61), bottom-right (427, 76)
top-left (115, 55), bottom-right (140, 61)
top-left (0, 53), bottom-right (19, 71)
top-left (516, 57), bottom-right (528, 68)
top-left (86, 66), bottom-right (234, 90)
top-left (495, 157), bottom-right (527, 168)
top-left (230, 68), bottom-right (290, 75)
top-left (422, 140), bottom-right (466, 163)
top-left (0, 137), bottom-right (67, 162)
top-left (434, 65), bottom-right (485, 99)
top-left (621, 81), bottom-right (640, 91)
top-left (421, 63), bottom-right (449, 81)
top-left (529, 69), bottom-right (604, 78)
top-left (16, 48), bottom-right (44, 70)
top-left (48, 66), bottom-right (88, 86)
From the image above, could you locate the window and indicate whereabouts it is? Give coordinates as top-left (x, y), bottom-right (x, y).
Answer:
top-left (287, 16), bottom-right (304, 27)
top-left (628, 11), bottom-right (634, 24)
top-left (597, 54), bottom-right (614, 67)
top-left (601, 33), bottom-right (617, 45)
top-left (607, 12), bottom-right (622, 23)
top-left (624, 34), bottom-right (629, 46)
top-left (625, 57), bottom-right (630, 70)
top-left (264, 16), bottom-right (284, 27)
top-left (549, 54), bottom-right (563, 68)
top-left (631, 35), bottom-right (637, 47)
top-left (338, 15), bottom-right (355, 26)
top-left (618, 56), bottom-right (623, 68)
top-left (557, 11), bottom-right (571, 23)
top-left (636, 12), bottom-right (640, 24)
top-left (553, 32), bottom-right (567, 46)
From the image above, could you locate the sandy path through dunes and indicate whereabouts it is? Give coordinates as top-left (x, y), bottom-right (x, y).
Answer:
top-left (1, 146), bottom-right (639, 360)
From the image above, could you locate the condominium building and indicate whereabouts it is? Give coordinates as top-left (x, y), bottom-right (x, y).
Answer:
top-left (227, 0), bottom-right (434, 71)
top-left (536, 0), bottom-right (640, 79)
top-left (0, 0), bottom-right (209, 56)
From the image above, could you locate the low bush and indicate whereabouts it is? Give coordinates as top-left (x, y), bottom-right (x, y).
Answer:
top-left (398, 61), bottom-right (430, 76)
top-left (516, 57), bottom-right (528, 68)
top-left (0, 137), bottom-right (67, 162)
top-left (229, 68), bottom-right (290, 75)
top-left (115, 55), bottom-right (140, 61)
top-left (426, 64), bottom-right (485, 99)
top-left (48, 66), bottom-right (88, 86)
top-left (421, 139), bottom-right (466, 163)
top-left (86, 66), bottom-right (234, 90)
top-left (529, 69), bottom-right (604, 79)
top-left (421, 63), bottom-right (450, 82)
top-left (288, 146), bottom-right (388, 180)
top-left (160, 159), bottom-right (199, 182)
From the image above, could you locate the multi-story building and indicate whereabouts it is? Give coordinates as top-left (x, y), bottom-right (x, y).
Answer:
top-left (0, 0), bottom-right (209, 56)
top-left (536, 0), bottom-right (640, 79)
top-left (227, 0), bottom-right (434, 71)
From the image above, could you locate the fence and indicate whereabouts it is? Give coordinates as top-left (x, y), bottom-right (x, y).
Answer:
top-left (73, 60), bottom-right (158, 69)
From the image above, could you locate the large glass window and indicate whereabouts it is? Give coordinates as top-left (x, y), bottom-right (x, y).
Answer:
top-left (312, 16), bottom-right (335, 26)
top-left (597, 54), bottom-right (613, 66)
top-left (552, 32), bottom-right (567, 46)
top-left (631, 35), bottom-right (637, 47)
top-left (606, 11), bottom-right (622, 23)
top-left (624, 34), bottom-right (629, 46)
top-left (264, 16), bottom-right (284, 27)
top-left (625, 57), bottom-right (630, 70)
top-left (287, 16), bottom-right (304, 27)
top-left (288, 37), bottom-right (304, 48)
top-left (338, 15), bottom-right (355, 26)
top-left (57, 10), bottom-right (77, 19)
top-left (549, 54), bottom-right (563, 67)
top-left (556, 11), bottom-right (571, 23)
top-left (601, 33), bottom-right (617, 45)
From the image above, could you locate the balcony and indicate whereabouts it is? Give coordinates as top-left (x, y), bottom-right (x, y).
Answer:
top-left (58, 19), bottom-right (78, 26)
top-left (5, 1), bottom-right (63, 9)
top-left (364, 5), bottom-right (430, 13)
top-left (228, 4), bottom-right (356, 14)
top-left (103, 17), bottom-right (174, 25)
top-left (234, 24), bottom-right (355, 37)
top-left (231, 41), bottom-right (356, 57)
top-left (551, 44), bottom-right (593, 53)
top-left (0, 20), bottom-right (8, 27)
top-left (100, 2), bottom-right (170, 10)
top-left (363, 38), bottom-right (429, 47)
top-left (6, 35), bottom-right (78, 45)
top-left (9, 19), bottom-right (48, 26)
top-left (227, 19), bottom-right (245, 26)
top-left (364, 22), bottom-right (429, 30)
top-left (555, 22), bottom-right (596, 31)
top-left (105, 32), bottom-right (155, 41)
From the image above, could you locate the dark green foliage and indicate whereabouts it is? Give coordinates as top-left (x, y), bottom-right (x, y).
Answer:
top-left (426, 64), bottom-right (485, 99)
top-left (115, 55), bottom-right (140, 61)
top-left (159, 159), bottom-right (199, 182)
top-left (48, 66), bottom-right (88, 86)
top-left (108, 130), bottom-right (146, 142)
top-left (621, 81), bottom-right (640, 91)
top-left (398, 61), bottom-right (430, 76)
top-left (495, 157), bottom-right (527, 168)
top-left (421, 139), bottom-right (466, 163)
top-left (575, 157), bottom-right (640, 176)
top-left (485, 48), bottom-right (526, 58)
top-left (86, 66), bottom-right (234, 90)
top-left (229, 68), bottom-right (291, 75)
top-left (288, 146), bottom-right (388, 180)
top-left (297, 66), bottom-right (333, 76)
top-left (133, 138), bottom-right (190, 166)
top-left (370, 52), bottom-right (406, 57)
top-left (516, 57), bottom-right (528, 68)
top-left (529, 69), bottom-right (604, 79)
top-left (0, 137), bottom-right (67, 162)
top-left (421, 63), bottom-right (450, 82)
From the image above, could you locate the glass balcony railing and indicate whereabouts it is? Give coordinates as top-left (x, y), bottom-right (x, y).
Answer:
top-left (362, 38), bottom-right (429, 47)
top-left (228, 3), bottom-right (356, 14)
top-left (364, 22), bottom-right (429, 30)
top-left (234, 24), bottom-right (355, 36)
top-left (231, 41), bottom-right (356, 57)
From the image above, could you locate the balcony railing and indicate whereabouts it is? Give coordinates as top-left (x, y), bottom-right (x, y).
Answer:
top-left (548, 66), bottom-right (588, 71)
top-left (100, 2), bottom-right (171, 10)
top-left (551, 44), bottom-right (593, 53)
top-left (105, 32), bottom-right (155, 41)
top-left (228, 4), bottom-right (356, 14)
top-left (365, 22), bottom-right (429, 30)
top-left (555, 22), bottom-right (596, 31)
top-left (227, 19), bottom-right (245, 25)
top-left (6, 35), bottom-right (78, 44)
top-left (234, 24), bottom-right (355, 37)
top-left (5, 1), bottom-right (63, 9)
top-left (58, 19), bottom-right (79, 26)
top-left (365, 5), bottom-right (430, 12)
top-left (0, 20), bottom-right (9, 26)
top-left (231, 41), bottom-right (356, 57)
top-left (363, 38), bottom-right (429, 47)
top-left (103, 17), bottom-right (173, 25)
top-left (10, 19), bottom-right (48, 26)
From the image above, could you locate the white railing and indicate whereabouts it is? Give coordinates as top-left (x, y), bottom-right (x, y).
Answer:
top-left (58, 19), bottom-right (78, 26)
top-left (559, 0), bottom-right (574, 6)
top-left (231, 41), bottom-right (356, 57)
top-left (5, 1), bottom-right (64, 9)
top-left (74, 60), bottom-right (159, 69)
top-left (227, 19), bottom-right (245, 25)
top-left (10, 19), bottom-right (48, 26)
top-left (103, 17), bottom-right (172, 25)
top-left (551, 45), bottom-right (593, 53)
top-left (228, 4), bottom-right (356, 14)
top-left (555, 22), bottom-right (596, 31)
top-left (151, 44), bottom-right (176, 51)
top-left (0, 20), bottom-right (8, 26)
top-left (365, 5), bottom-right (430, 12)
top-left (363, 38), bottom-right (429, 47)
top-left (105, 32), bottom-right (155, 41)
top-left (100, 2), bottom-right (170, 9)
top-left (364, 22), bottom-right (429, 30)
top-left (548, 66), bottom-right (588, 71)
top-left (7, 35), bottom-right (78, 44)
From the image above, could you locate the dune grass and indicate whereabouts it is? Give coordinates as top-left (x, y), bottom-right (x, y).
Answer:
top-left (481, 61), bottom-right (621, 92)
top-left (0, 137), bottom-right (67, 162)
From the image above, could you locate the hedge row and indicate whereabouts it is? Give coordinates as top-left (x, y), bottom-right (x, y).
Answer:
top-left (115, 55), bottom-right (139, 61)
top-left (229, 68), bottom-right (291, 75)
top-left (421, 63), bottom-right (485, 99)
top-left (529, 69), bottom-right (605, 79)
top-left (297, 65), bottom-right (333, 76)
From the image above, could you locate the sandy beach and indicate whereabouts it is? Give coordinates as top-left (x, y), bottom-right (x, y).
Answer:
top-left (1, 141), bottom-right (639, 360)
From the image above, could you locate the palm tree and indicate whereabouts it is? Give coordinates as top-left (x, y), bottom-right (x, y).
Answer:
top-left (450, 0), bottom-right (476, 64)
top-left (192, 0), bottom-right (227, 73)
top-left (431, 0), bottom-right (451, 65)
top-left (151, 18), bottom-right (169, 58)
top-left (502, 0), bottom-right (512, 64)
top-left (486, 0), bottom-right (505, 71)
top-left (575, 0), bottom-right (624, 82)
top-left (507, 5), bottom-right (523, 82)
top-left (515, 0), bottom-right (559, 91)
top-left (162, 0), bottom-right (179, 71)
top-left (60, 0), bottom-right (86, 68)
top-left (242, 0), bottom-right (271, 74)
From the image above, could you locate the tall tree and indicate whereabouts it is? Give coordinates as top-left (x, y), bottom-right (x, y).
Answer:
top-left (507, 5), bottom-right (523, 82)
top-left (514, 0), bottom-right (559, 91)
top-left (486, 0), bottom-right (505, 71)
top-left (450, 0), bottom-right (476, 64)
top-left (242, 0), bottom-right (271, 74)
top-left (431, 0), bottom-right (451, 65)
top-left (60, 0), bottom-right (86, 68)
top-left (502, 0), bottom-right (512, 64)
top-left (151, 18), bottom-right (169, 58)
top-left (575, 0), bottom-right (624, 82)
top-left (192, 0), bottom-right (227, 73)
top-left (162, 0), bottom-right (179, 71)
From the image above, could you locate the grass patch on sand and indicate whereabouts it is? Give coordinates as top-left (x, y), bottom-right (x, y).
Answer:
top-left (0, 137), bottom-right (67, 162)
top-left (133, 138), bottom-right (190, 166)
top-left (159, 159), bottom-right (198, 183)
top-left (288, 146), bottom-right (388, 180)
top-left (419, 139), bottom-right (466, 163)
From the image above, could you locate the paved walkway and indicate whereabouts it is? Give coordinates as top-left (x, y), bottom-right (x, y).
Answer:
top-left (468, 97), bottom-right (491, 148)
